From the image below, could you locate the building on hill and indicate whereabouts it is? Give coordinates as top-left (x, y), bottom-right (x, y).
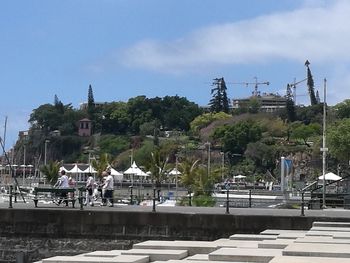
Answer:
top-left (78, 118), bottom-right (92, 137)
top-left (79, 101), bottom-right (105, 110)
top-left (232, 93), bottom-right (287, 113)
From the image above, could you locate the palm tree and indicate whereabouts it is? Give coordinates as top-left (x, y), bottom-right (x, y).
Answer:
top-left (150, 148), bottom-right (169, 187)
top-left (178, 158), bottom-right (201, 193)
top-left (92, 153), bottom-right (110, 180)
top-left (40, 160), bottom-right (61, 185)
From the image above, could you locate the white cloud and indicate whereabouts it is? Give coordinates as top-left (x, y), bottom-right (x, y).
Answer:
top-left (121, 0), bottom-right (350, 72)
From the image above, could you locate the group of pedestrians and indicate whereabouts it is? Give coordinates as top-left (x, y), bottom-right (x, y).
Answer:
top-left (54, 168), bottom-right (114, 207)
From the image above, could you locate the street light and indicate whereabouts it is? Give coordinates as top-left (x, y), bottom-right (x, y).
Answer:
top-left (205, 142), bottom-right (211, 181)
top-left (220, 152), bottom-right (224, 180)
top-left (44, 140), bottom-right (50, 166)
top-left (321, 78), bottom-right (327, 209)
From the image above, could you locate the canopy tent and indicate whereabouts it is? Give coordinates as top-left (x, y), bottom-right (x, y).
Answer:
top-left (318, 172), bottom-right (342, 181)
top-left (109, 166), bottom-right (123, 181)
top-left (124, 161), bottom-right (148, 184)
top-left (168, 168), bottom-right (181, 176)
top-left (59, 166), bottom-right (71, 173)
top-left (67, 164), bottom-right (85, 174)
top-left (82, 164), bottom-right (97, 174)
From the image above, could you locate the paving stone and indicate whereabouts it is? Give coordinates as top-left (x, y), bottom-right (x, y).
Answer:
top-left (213, 238), bottom-right (259, 248)
top-left (83, 250), bottom-right (123, 257)
top-left (313, 222), bottom-right (350, 228)
top-left (311, 226), bottom-right (350, 232)
top-left (209, 247), bottom-right (282, 262)
top-left (42, 255), bottom-right (149, 263)
top-left (294, 236), bottom-right (350, 244)
top-left (260, 229), bottom-right (306, 235)
top-left (283, 243), bottom-right (350, 257)
top-left (229, 234), bottom-right (277, 241)
top-left (270, 256), bottom-right (350, 263)
top-left (258, 239), bottom-right (294, 249)
top-left (183, 254), bottom-right (209, 261)
top-left (305, 231), bottom-right (334, 237)
top-left (133, 240), bottom-right (217, 255)
top-left (121, 249), bottom-right (188, 261)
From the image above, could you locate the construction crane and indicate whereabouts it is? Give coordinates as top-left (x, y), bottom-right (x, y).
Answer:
top-left (228, 77), bottom-right (270, 97)
top-left (288, 77), bottom-right (307, 104)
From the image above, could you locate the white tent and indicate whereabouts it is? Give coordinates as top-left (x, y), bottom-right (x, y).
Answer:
top-left (234, 175), bottom-right (246, 179)
top-left (168, 168), bottom-right (181, 176)
top-left (59, 166), bottom-right (71, 173)
top-left (68, 164), bottom-right (85, 174)
top-left (110, 167), bottom-right (123, 181)
top-left (82, 164), bottom-right (97, 174)
top-left (318, 172), bottom-right (342, 181)
top-left (124, 161), bottom-right (148, 183)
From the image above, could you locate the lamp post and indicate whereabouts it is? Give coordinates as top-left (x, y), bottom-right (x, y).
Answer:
top-left (205, 142), bottom-right (211, 182)
top-left (44, 140), bottom-right (50, 166)
top-left (220, 152), bottom-right (224, 181)
top-left (321, 78), bottom-right (328, 209)
top-left (175, 154), bottom-right (178, 198)
top-left (22, 144), bottom-right (26, 186)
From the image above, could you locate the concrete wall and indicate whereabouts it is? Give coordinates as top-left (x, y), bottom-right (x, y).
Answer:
top-left (0, 208), bottom-right (348, 262)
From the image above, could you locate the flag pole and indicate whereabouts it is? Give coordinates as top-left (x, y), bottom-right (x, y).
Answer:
top-left (321, 78), bottom-right (327, 209)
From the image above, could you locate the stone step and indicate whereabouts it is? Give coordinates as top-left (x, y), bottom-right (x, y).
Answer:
top-left (294, 236), bottom-right (350, 244)
top-left (311, 226), bottom-right (350, 232)
top-left (133, 240), bottom-right (217, 255)
top-left (258, 239), bottom-right (294, 249)
top-left (183, 254), bottom-right (208, 261)
top-left (83, 250), bottom-right (123, 257)
top-left (283, 243), bottom-right (350, 257)
top-left (276, 232), bottom-right (306, 239)
top-left (313, 222), bottom-right (350, 228)
top-left (42, 255), bottom-right (149, 263)
top-left (121, 249), bottom-right (188, 261)
top-left (260, 229), bottom-right (307, 235)
top-left (270, 256), bottom-right (350, 263)
top-left (213, 238), bottom-right (259, 248)
top-left (209, 247), bottom-right (282, 262)
top-left (229, 234), bottom-right (277, 241)
top-left (305, 231), bottom-right (334, 237)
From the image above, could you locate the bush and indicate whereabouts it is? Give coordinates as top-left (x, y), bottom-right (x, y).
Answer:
top-left (193, 195), bottom-right (216, 207)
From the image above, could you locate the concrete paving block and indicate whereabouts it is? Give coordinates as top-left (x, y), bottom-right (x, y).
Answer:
top-left (283, 243), bottom-right (350, 257)
top-left (260, 229), bottom-right (306, 235)
top-left (270, 256), bottom-right (350, 263)
top-left (333, 232), bottom-right (350, 239)
top-left (229, 234), bottom-right (277, 241)
top-left (276, 232), bottom-right (305, 239)
top-left (133, 240), bottom-right (217, 255)
top-left (213, 238), bottom-right (259, 248)
top-left (83, 250), bottom-right (123, 257)
top-left (305, 231), bottom-right (334, 237)
top-left (311, 226), bottom-right (350, 232)
top-left (294, 236), bottom-right (350, 245)
top-left (258, 239), bottom-right (294, 249)
top-left (209, 247), bottom-right (282, 262)
top-left (183, 254), bottom-right (209, 261)
top-left (121, 248), bottom-right (188, 261)
top-left (43, 255), bottom-right (149, 263)
top-left (313, 221), bottom-right (350, 228)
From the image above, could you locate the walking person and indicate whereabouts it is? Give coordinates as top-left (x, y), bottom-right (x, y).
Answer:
top-left (101, 170), bottom-right (114, 207)
top-left (54, 170), bottom-right (69, 206)
top-left (84, 173), bottom-right (95, 206)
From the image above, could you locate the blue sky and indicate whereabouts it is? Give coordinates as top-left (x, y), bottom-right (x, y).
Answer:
top-left (1, 0), bottom-right (348, 150)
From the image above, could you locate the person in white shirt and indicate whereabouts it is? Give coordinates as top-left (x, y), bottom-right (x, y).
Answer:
top-left (54, 170), bottom-right (69, 206)
top-left (101, 170), bottom-right (114, 207)
top-left (84, 174), bottom-right (95, 206)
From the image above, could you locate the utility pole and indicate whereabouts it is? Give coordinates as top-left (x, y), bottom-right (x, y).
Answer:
top-left (321, 78), bottom-right (328, 209)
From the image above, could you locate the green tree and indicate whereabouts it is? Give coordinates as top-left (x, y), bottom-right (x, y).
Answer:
top-left (328, 119), bottom-right (350, 162)
top-left (209, 77), bottom-right (229, 113)
top-left (248, 97), bottom-right (261, 114)
top-left (190, 112), bottom-right (231, 134)
top-left (87, 84), bottom-right (95, 120)
top-left (212, 120), bottom-right (262, 158)
top-left (291, 123), bottom-right (321, 146)
top-left (334, 99), bottom-right (350, 119)
top-left (92, 153), bottom-right (110, 179)
top-left (305, 60), bottom-right (318, 106)
top-left (285, 84), bottom-right (296, 122)
top-left (40, 161), bottom-right (61, 185)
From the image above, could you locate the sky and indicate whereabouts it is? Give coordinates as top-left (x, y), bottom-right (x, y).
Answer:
top-left (1, 0), bottom-right (349, 150)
